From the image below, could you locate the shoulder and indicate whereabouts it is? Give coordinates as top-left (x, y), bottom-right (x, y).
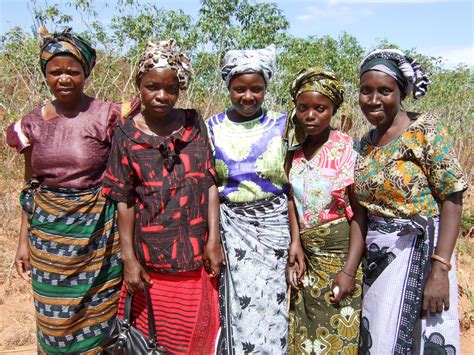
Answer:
top-left (405, 113), bottom-right (446, 144)
top-left (266, 110), bottom-right (287, 121)
top-left (19, 106), bottom-right (43, 125)
top-left (205, 111), bottom-right (227, 128)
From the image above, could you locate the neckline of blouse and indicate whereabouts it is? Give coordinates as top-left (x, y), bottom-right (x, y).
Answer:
top-left (368, 112), bottom-right (425, 150)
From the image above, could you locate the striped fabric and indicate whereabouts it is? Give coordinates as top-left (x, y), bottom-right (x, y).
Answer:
top-left (22, 185), bottom-right (123, 354)
top-left (118, 267), bottom-right (220, 354)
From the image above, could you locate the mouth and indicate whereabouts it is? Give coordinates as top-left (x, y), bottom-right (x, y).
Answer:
top-left (57, 88), bottom-right (74, 93)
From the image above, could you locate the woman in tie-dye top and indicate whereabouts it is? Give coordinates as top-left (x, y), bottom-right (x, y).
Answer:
top-left (206, 45), bottom-right (293, 354)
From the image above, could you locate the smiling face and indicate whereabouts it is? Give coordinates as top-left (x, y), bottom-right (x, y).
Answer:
top-left (228, 73), bottom-right (266, 119)
top-left (359, 70), bottom-right (403, 128)
top-left (45, 54), bottom-right (85, 105)
top-left (295, 91), bottom-right (335, 137)
top-left (138, 67), bottom-right (180, 118)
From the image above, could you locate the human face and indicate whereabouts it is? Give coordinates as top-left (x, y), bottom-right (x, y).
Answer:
top-left (228, 73), bottom-right (266, 119)
top-left (359, 71), bottom-right (402, 128)
top-left (139, 68), bottom-right (180, 118)
top-left (295, 91), bottom-right (335, 137)
top-left (45, 55), bottom-right (85, 105)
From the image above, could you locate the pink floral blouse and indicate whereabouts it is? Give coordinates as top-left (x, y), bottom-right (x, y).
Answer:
top-left (289, 130), bottom-right (356, 229)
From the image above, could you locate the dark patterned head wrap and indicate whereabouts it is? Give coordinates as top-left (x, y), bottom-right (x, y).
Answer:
top-left (136, 39), bottom-right (193, 90)
top-left (284, 67), bottom-right (345, 151)
top-left (40, 27), bottom-right (96, 78)
top-left (221, 45), bottom-right (276, 88)
top-left (359, 48), bottom-right (430, 99)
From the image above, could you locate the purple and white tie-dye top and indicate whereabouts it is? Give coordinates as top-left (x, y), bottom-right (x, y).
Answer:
top-left (206, 109), bottom-right (289, 203)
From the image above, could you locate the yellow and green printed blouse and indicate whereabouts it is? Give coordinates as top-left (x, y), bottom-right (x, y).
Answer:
top-left (355, 113), bottom-right (468, 218)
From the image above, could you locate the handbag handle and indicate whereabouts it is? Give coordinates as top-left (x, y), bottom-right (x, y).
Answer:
top-left (123, 284), bottom-right (158, 348)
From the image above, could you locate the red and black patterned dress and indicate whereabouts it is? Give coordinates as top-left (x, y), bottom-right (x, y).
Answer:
top-left (103, 103), bottom-right (220, 354)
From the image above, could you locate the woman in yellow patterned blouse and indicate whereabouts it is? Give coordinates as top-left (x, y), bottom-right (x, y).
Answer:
top-left (348, 48), bottom-right (468, 354)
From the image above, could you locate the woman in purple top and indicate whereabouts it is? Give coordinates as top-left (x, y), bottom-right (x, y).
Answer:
top-left (6, 28), bottom-right (123, 354)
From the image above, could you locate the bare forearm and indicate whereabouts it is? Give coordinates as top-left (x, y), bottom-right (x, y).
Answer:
top-left (288, 194), bottom-right (301, 244)
top-left (117, 202), bottom-right (137, 263)
top-left (435, 191), bottom-right (463, 261)
top-left (19, 210), bottom-right (29, 244)
top-left (207, 184), bottom-right (221, 245)
top-left (344, 185), bottom-right (367, 275)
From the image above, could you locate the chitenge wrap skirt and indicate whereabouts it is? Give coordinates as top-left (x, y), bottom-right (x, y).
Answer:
top-left (218, 194), bottom-right (291, 354)
top-left (288, 218), bottom-right (363, 355)
top-left (359, 215), bottom-right (460, 354)
top-left (21, 184), bottom-right (122, 354)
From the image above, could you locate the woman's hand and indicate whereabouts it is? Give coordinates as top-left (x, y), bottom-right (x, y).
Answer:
top-left (286, 241), bottom-right (306, 288)
top-left (15, 239), bottom-right (31, 281)
top-left (15, 210), bottom-right (31, 281)
top-left (422, 262), bottom-right (450, 317)
top-left (329, 270), bottom-right (355, 303)
top-left (123, 258), bottom-right (151, 294)
top-left (203, 241), bottom-right (225, 277)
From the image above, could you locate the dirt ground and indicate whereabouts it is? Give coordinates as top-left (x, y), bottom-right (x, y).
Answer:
top-left (0, 179), bottom-right (473, 354)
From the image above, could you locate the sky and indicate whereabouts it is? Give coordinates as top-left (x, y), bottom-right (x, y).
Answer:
top-left (1, 0), bottom-right (473, 67)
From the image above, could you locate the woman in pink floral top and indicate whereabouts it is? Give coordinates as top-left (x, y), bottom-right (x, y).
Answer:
top-left (284, 67), bottom-right (363, 354)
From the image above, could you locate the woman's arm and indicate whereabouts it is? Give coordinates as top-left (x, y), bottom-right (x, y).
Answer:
top-left (422, 190), bottom-right (463, 317)
top-left (117, 201), bottom-right (151, 294)
top-left (203, 184), bottom-right (225, 277)
top-left (330, 185), bottom-right (367, 303)
top-left (287, 193), bottom-right (306, 288)
top-left (15, 150), bottom-right (33, 280)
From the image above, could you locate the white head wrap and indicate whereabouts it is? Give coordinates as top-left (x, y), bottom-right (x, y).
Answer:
top-left (221, 45), bottom-right (276, 87)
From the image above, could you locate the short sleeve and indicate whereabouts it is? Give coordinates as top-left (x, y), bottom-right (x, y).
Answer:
top-left (6, 119), bottom-right (31, 153)
top-left (422, 116), bottom-right (468, 201)
top-left (335, 136), bottom-right (357, 190)
top-left (102, 127), bottom-right (136, 205)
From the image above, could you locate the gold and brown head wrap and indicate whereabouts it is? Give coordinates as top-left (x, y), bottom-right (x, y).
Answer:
top-left (136, 39), bottom-right (193, 90)
top-left (40, 27), bottom-right (96, 78)
top-left (284, 67), bottom-right (345, 150)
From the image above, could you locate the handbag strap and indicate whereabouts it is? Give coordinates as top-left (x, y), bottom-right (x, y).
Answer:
top-left (143, 283), bottom-right (158, 346)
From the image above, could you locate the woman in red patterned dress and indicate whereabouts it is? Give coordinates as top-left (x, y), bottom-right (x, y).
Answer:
top-left (102, 39), bottom-right (223, 354)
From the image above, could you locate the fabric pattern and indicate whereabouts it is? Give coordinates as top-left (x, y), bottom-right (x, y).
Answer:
top-left (6, 99), bottom-right (122, 189)
top-left (360, 215), bottom-right (460, 354)
top-left (39, 27), bottom-right (96, 77)
top-left (103, 107), bottom-right (216, 273)
top-left (359, 48), bottom-right (430, 99)
top-left (288, 219), bottom-right (362, 355)
top-left (290, 130), bottom-right (356, 228)
top-left (21, 185), bottom-right (122, 354)
top-left (136, 39), bottom-right (193, 90)
top-left (206, 109), bottom-right (289, 203)
top-left (221, 45), bottom-right (276, 87)
top-left (218, 194), bottom-right (290, 354)
top-left (284, 67), bottom-right (345, 151)
top-left (118, 267), bottom-right (220, 354)
top-left (355, 113), bottom-right (468, 218)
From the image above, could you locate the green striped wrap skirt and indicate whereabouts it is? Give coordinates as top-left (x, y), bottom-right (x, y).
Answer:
top-left (21, 184), bottom-right (123, 354)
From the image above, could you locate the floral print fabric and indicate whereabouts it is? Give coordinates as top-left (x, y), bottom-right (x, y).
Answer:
top-left (206, 109), bottom-right (289, 203)
top-left (355, 113), bottom-right (468, 218)
top-left (288, 219), bottom-right (362, 355)
top-left (290, 130), bottom-right (356, 229)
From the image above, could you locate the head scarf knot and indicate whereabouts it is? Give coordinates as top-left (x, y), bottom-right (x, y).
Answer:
top-left (284, 67), bottom-right (345, 151)
top-left (359, 48), bottom-right (430, 99)
top-left (136, 39), bottom-right (193, 90)
top-left (221, 45), bottom-right (276, 87)
top-left (40, 27), bottom-right (96, 78)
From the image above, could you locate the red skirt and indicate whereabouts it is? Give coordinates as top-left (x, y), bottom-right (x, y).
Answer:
top-left (118, 266), bottom-right (220, 354)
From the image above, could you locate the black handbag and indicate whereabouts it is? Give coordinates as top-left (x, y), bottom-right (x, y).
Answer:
top-left (102, 284), bottom-right (166, 354)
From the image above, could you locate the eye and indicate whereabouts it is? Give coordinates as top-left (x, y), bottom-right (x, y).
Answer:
top-left (360, 87), bottom-right (371, 95)
top-left (233, 86), bottom-right (246, 94)
top-left (381, 87), bottom-right (392, 95)
top-left (166, 85), bottom-right (179, 95)
top-left (316, 106), bottom-right (326, 113)
top-left (251, 86), bottom-right (264, 94)
top-left (296, 104), bottom-right (307, 112)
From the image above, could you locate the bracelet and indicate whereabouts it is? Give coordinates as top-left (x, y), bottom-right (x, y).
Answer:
top-left (431, 254), bottom-right (452, 271)
top-left (341, 269), bottom-right (355, 279)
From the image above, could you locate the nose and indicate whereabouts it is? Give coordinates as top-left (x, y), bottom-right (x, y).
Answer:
top-left (306, 109), bottom-right (317, 121)
top-left (58, 74), bottom-right (71, 84)
top-left (367, 92), bottom-right (380, 106)
top-left (242, 90), bottom-right (254, 102)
